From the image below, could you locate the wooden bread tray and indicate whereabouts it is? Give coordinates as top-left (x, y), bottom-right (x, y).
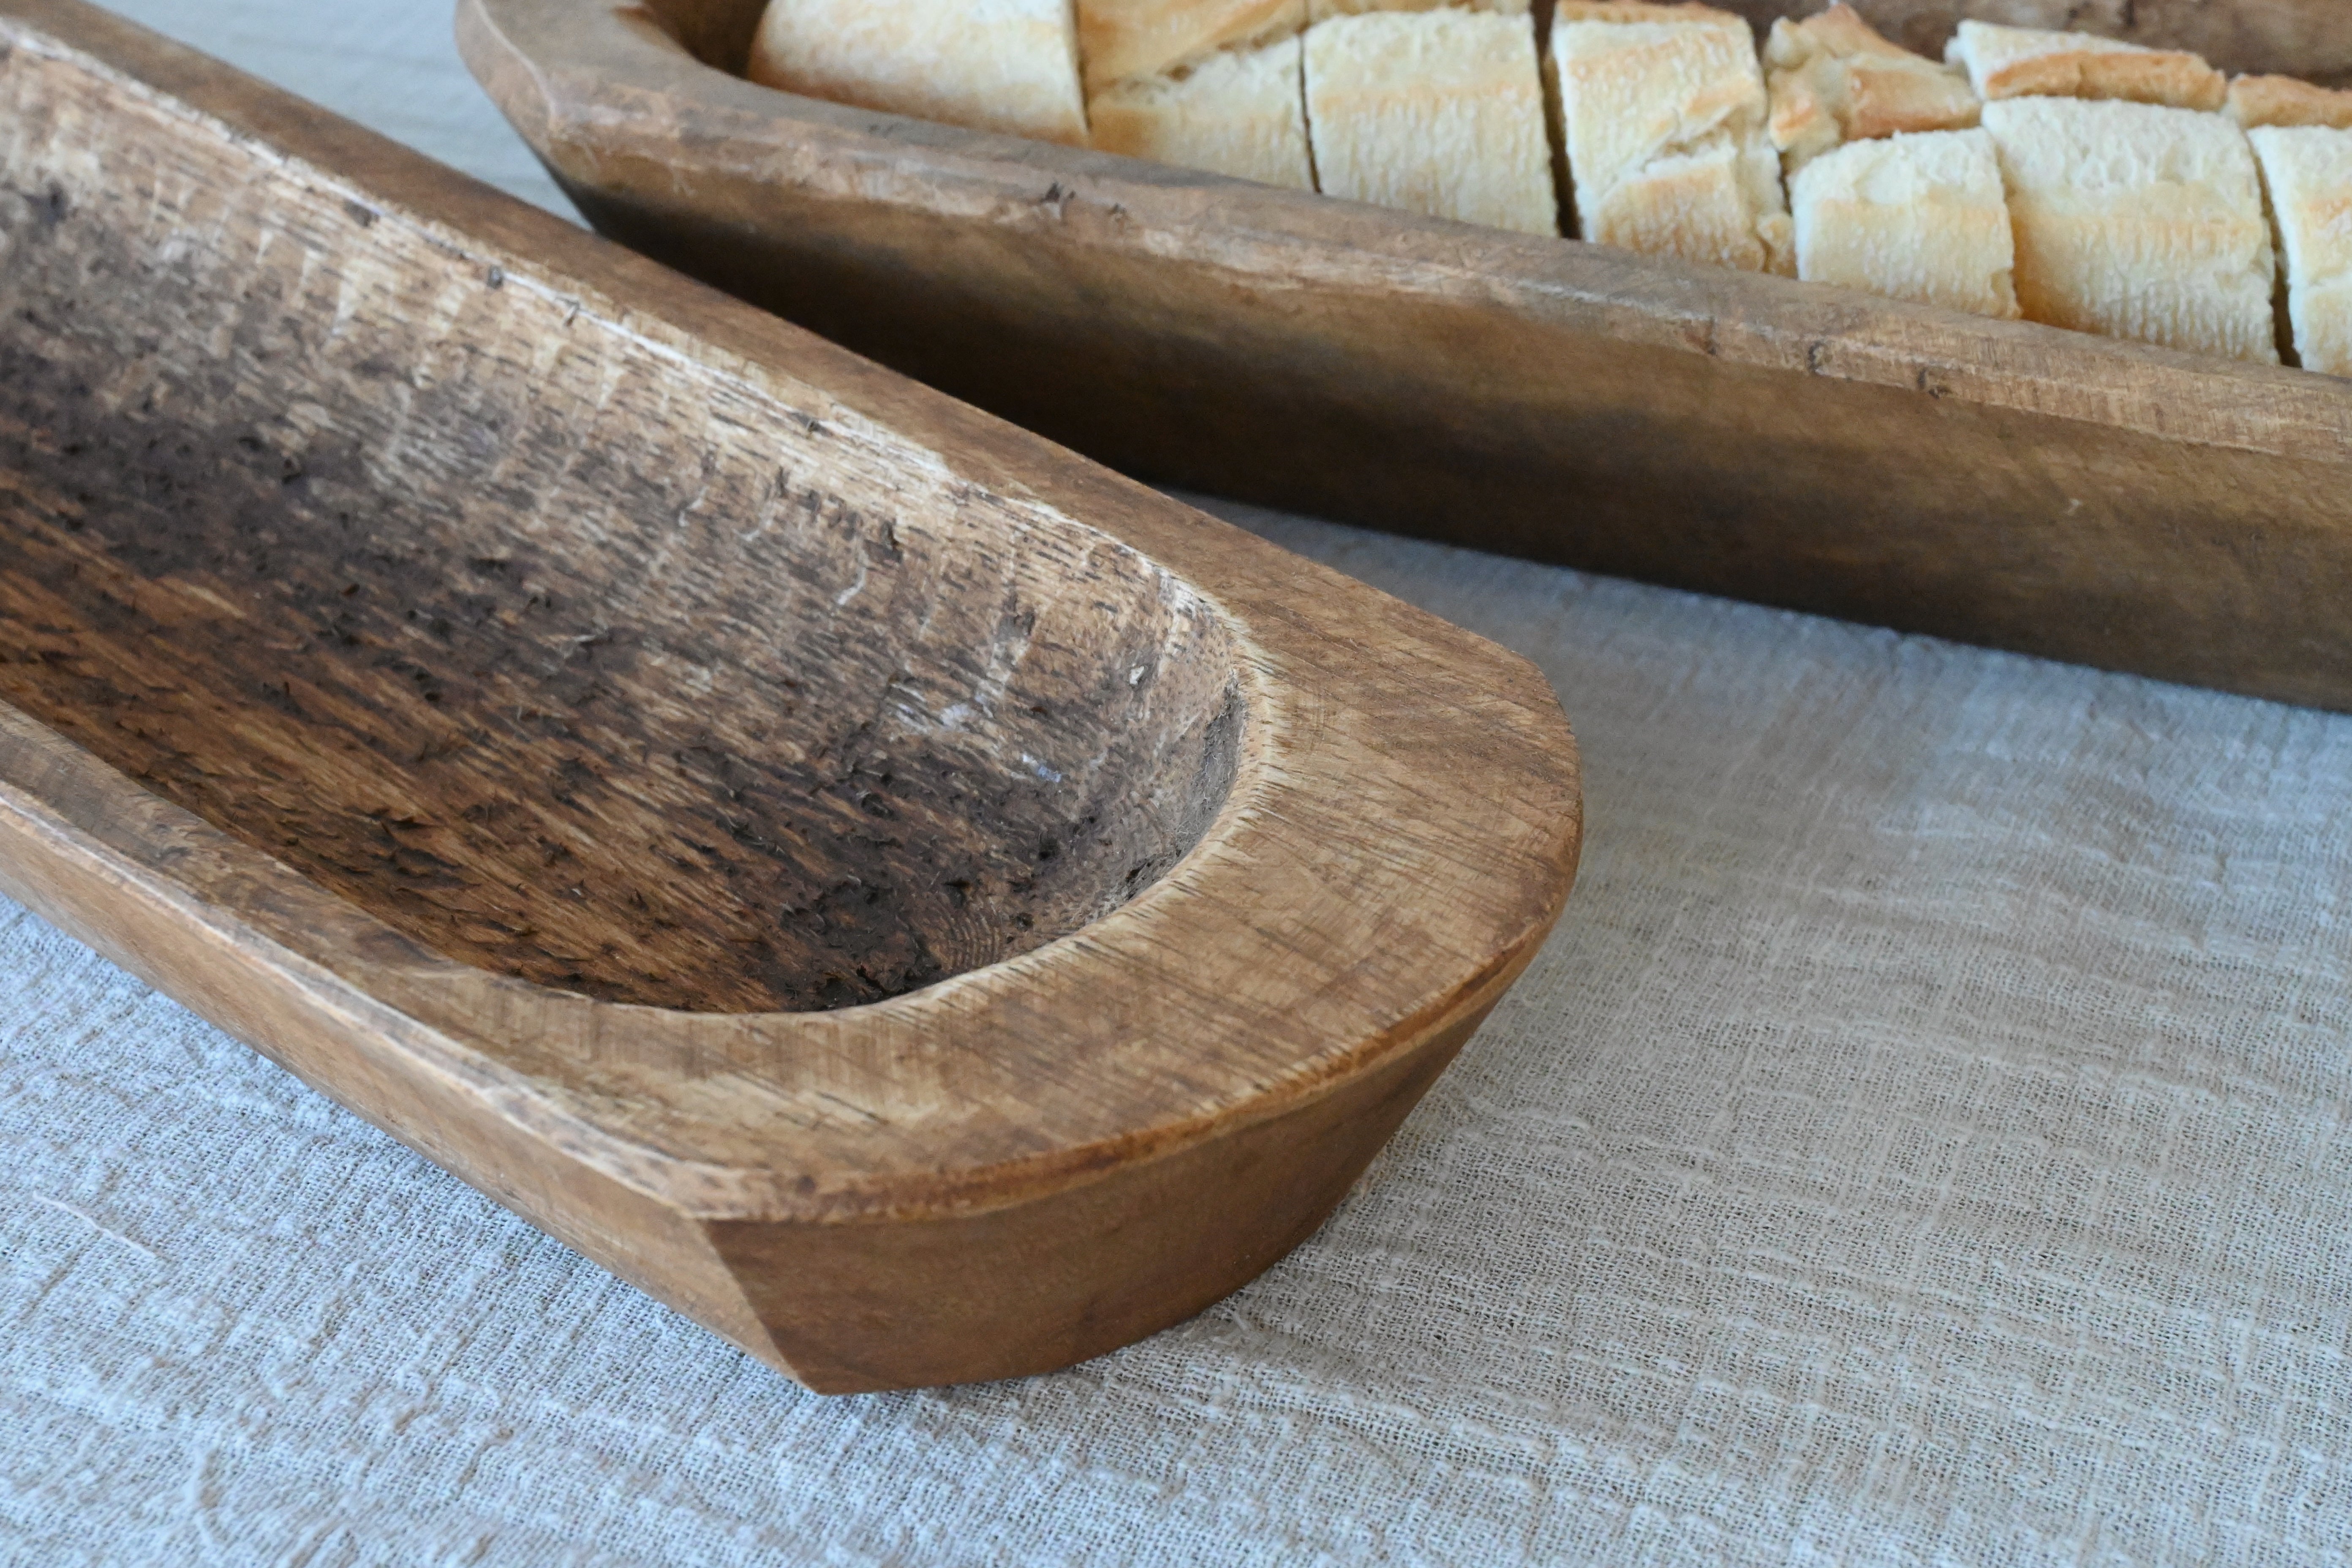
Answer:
top-left (464, 0), bottom-right (2352, 711)
top-left (0, 0), bottom-right (1580, 1392)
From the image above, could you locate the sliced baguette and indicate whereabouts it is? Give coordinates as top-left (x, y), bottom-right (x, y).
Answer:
top-left (1791, 128), bottom-right (2017, 318)
top-left (1089, 36), bottom-right (1315, 188)
top-left (1075, 0), bottom-right (1305, 95)
top-left (748, 0), bottom-right (1089, 146)
top-left (1548, 5), bottom-right (1791, 272)
top-left (2247, 125), bottom-right (2352, 376)
top-left (2228, 75), bottom-right (2352, 131)
top-left (1982, 97), bottom-right (2277, 362)
top-left (1303, 9), bottom-right (1557, 233)
top-left (1765, 4), bottom-right (1978, 174)
top-left (1946, 20), bottom-right (2224, 111)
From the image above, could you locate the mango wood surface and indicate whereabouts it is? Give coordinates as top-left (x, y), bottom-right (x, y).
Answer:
top-left (466, 0), bottom-right (2352, 710)
top-left (0, 0), bottom-right (1580, 1392)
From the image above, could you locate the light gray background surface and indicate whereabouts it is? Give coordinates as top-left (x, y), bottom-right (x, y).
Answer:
top-left (4, 4), bottom-right (2349, 1563)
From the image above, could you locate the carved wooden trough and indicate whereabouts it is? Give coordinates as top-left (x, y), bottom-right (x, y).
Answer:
top-left (466, 0), bottom-right (2352, 710)
top-left (0, 0), bottom-right (1580, 1391)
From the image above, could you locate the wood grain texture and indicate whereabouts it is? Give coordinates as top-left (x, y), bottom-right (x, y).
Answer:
top-left (466, 0), bottom-right (2352, 710)
top-left (0, 0), bottom-right (1580, 1391)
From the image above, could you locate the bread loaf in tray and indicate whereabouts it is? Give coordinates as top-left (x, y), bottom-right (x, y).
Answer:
top-left (742, 0), bottom-right (2352, 378)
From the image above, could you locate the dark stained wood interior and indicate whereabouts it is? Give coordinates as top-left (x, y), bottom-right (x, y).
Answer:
top-left (0, 92), bottom-right (1243, 1013)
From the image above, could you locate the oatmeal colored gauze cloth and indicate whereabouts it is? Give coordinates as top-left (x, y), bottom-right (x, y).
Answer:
top-left (4, 2), bottom-right (2349, 1561)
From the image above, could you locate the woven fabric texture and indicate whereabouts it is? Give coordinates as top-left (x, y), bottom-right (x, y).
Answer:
top-left (4, 3), bottom-right (2350, 1562)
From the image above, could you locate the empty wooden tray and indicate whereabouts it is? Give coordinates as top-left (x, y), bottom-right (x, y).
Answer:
top-left (0, 0), bottom-right (1579, 1392)
top-left (464, 0), bottom-right (2352, 711)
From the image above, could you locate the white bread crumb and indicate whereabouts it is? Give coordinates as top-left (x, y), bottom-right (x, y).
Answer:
top-left (1090, 36), bottom-right (1315, 188)
top-left (749, 0), bottom-right (1089, 146)
top-left (1982, 97), bottom-right (2277, 362)
top-left (1792, 128), bottom-right (2018, 318)
top-left (1304, 9), bottom-right (1558, 234)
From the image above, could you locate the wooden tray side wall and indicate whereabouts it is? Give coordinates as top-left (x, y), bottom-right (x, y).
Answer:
top-left (468, 0), bottom-right (2352, 711)
top-left (0, 704), bottom-right (1522, 1389)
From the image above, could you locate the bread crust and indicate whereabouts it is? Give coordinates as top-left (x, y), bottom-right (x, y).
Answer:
top-left (1947, 20), bottom-right (2224, 112)
top-left (2228, 75), bottom-right (2352, 131)
top-left (1076, 0), bottom-right (1306, 95)
top-left (1765, 4), bottom-right (1978, 173)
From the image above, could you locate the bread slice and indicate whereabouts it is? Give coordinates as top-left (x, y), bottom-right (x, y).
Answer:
top-left (1075, 0), bottom-right (1304, 96)
top-left (2228, 74), bottom-right (2352, 131)
top-left (749, 0), bottom-right (1088, 146)
top-left (1551, 1), bottom-right (1732, 23)
top-left (1946, 20), bottom-right (2224, 111)
top-left (1302, 9), bottom-right (1557, 234)
top-left (1982, 98), bottom-right (2276, 362)
top-left (1089, 37), bottom-right (1315, 188)
top-left (1791, 128), bottom-right (2018, 318)
top-left (1541, 3), bottom-right (1745, 249)
top-left (1306, 0), bottom-right (1529, 17)
top-left (1547, 4), bottom-right (1792, 272)
top-left (2247, 125), bottom-right (2352, 376)
top-left (1764, 4), bottom-right (1979, 174)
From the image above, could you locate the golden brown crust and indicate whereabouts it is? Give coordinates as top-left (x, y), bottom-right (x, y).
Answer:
top-left (1980, 48), bottom-right (2225, 111)
top-left (1076, 0), bottom-right (1305, 95)
top-left (1765, 5), bottom-right (1975, 171)
top-left (1841, 61), bottom-right (1978, 138)
top-left (2228, 74), bottom-right (2352, 131)
top-left (1784, 3), bottom-right (1911, 60)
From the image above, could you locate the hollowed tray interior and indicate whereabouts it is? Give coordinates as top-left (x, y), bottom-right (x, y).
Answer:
top-left (0, 141), bottom-right (1241, 1013)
